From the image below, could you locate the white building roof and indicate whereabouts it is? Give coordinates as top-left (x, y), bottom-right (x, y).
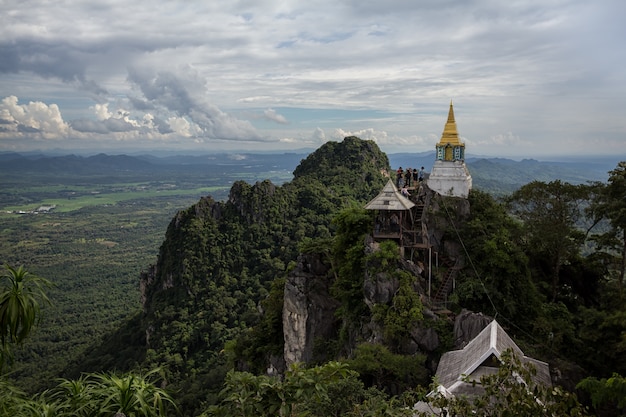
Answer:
top-left (434, 320), bottom-right (551, 397)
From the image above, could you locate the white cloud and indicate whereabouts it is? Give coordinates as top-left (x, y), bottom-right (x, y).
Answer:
top-left (263, 108), bottom-right (289, 124)
top-left (0, 95), bottom-right (69, 139)
top-left (329, 127), bottom-right (431, 150)
top-left (167, 117), bottom-right (194, 138)
top-left (488, 132), bottom-right (527, 147)
top-left (93, 103), bottom-right (113, 121)
top-left (311, 127), bottom-right (326, 144)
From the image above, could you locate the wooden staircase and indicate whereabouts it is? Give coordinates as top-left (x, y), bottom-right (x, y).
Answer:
top-left (414, 203), bottom-right (424, 221)
top-left (399, 184), bottom-right (462, 311)
top-left (432, 258), bottom-right (460, 310)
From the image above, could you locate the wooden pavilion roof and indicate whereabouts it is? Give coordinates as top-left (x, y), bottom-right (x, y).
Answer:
top-left (364, 180), bottom-right (415, 211)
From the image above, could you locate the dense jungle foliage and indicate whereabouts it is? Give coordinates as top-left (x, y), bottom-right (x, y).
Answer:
top-left (1, 138), bottom-right (625, 416)
top-left (0, 197), bottom-right (199, 389)
top-left (128, 137), bottom-right (391, 413)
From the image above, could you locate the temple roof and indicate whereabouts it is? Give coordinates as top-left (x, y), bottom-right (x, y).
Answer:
top-left (437, 101), bottom-right (464, 147)
top-left (434, 320), bottom-right (551, 397)
top-left (364, 180), bottom-right (415, 211)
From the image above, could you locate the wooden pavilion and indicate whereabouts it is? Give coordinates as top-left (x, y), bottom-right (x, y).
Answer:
top-left (365, 180), bottom-right (415, 248)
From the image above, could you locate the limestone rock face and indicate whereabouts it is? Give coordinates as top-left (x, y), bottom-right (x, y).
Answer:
top-left (422, 187), bottom-right (471, 258)
top-left (411, 326), bottom-right (440, 352)
top-left (280, 186), bottom-right (476, 368)
top-left (363, 271), bottom-right (399, 307)
top-left (453, 309), bottom-right (492, 349)
top-left (283, 253), bottom-right (340, 366)
top-left (363, 238), bottom-right (425, 309)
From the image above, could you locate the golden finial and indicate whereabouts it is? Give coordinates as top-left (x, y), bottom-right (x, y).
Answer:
top-left (438, 101), bottom-right (461, 146)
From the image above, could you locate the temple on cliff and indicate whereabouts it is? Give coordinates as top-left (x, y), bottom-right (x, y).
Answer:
top-left (426, 102), bottom-right (472, 198)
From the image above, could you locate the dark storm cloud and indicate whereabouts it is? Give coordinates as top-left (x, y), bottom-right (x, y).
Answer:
top-left (127, 68), bottom-right (265, 141)
top-left (0, 40), bottom-right (108, 97)
top-left (71, 117), bottom-right (137, 134)
top-left (127, 96), bottom-right (156, 111)
top-left (17, 124), bottom-right (41, 133)
top-left (151, 116), bottom-right (174, 134)
top-left (128, 69), bottom-right (195, 115)
top-left (70, 119), bottom-right (109, 134)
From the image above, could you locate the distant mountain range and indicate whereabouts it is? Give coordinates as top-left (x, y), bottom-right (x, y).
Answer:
top-left (0, 151), bottom-right (307, 177)
top-left (1, 151), bottom-right (622, 195)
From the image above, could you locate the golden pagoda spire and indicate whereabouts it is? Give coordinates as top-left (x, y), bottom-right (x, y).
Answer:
top-left (437, 100), bottom-right (462, 146)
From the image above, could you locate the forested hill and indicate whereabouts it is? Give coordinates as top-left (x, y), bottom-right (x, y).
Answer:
top-left (69, 136), bottom-right (392, 414)
top-left (33, 138), bottom-right (626, 416)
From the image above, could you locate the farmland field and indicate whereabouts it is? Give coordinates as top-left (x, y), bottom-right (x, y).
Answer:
top-left (0, 154), bottom-right (297, 392)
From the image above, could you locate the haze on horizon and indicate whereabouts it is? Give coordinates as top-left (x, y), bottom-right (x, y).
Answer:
top-left (1, 1), bottom-right (624, 160)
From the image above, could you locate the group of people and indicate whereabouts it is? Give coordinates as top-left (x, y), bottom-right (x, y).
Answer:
top-left (396, 166), bottom-right (425, 197)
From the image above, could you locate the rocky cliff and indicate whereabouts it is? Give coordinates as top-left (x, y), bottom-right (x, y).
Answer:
top-left (280, 180), bottom-right (474, 374)
top-left (130, 136), bottom-right (478, 412)
top-left (283, 253), bottom-right (340, 366)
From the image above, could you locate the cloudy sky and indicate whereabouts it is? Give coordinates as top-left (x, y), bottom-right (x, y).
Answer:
top-left (1, 0), bottom-right (624, 158)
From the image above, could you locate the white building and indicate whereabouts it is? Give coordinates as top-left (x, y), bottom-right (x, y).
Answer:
top-left (414, 320), bottom-right (552, 415)
top-left (426, 102), bottom-right (472, 198)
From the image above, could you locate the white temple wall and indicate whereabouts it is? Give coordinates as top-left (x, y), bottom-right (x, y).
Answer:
top-left (427, 160), bottom-right (472, 198)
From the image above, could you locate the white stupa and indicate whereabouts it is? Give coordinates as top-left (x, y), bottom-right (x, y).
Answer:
top-left (427, 101), bottom-right (472, 198)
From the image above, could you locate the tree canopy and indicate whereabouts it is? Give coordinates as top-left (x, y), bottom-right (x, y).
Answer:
top-left (0, 264), bottom-right (52, 371)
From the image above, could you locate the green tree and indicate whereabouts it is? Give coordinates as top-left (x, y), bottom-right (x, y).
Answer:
top-left (369, 271), bottom-right (424, 349)
top-left (0, 377), bottom-right (32, 416)
top-left (206, 361), bottom-right (367, 417)
top-left (88, 370), bottom-right (177, 417)
top-left (365, 239), bottom-right (424, 348)
top-left (0, 264), bottom-right (52, 370)
top-left (457, 190), bottom-right (541, 323)
top-left (346, 343), bottom-right (428, 395)
top-left (507, 180), bottom-right (590, 301)
top-left (331, 207), bottom-right (373, 322)
top-left (577, 372), bottom-right (626, 414)
top-left (0, 369), bottom-right (177, 417)
top-left (587, 161), bottom-right (626, 297)
top-left (575, 307), bottom-right (626, 376)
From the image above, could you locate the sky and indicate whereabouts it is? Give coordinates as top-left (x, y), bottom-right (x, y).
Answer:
top-left (1, 0), bottom-right (625, 158)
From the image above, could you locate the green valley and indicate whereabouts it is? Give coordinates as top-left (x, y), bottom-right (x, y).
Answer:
top-left (0, 154), bottom-right (296, 393)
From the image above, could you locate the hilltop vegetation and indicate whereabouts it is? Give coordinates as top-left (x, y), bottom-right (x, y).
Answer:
top-left (121, 137), bottom-right (391, 412)
top-left (1, 139), bottom-right (625, 416)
